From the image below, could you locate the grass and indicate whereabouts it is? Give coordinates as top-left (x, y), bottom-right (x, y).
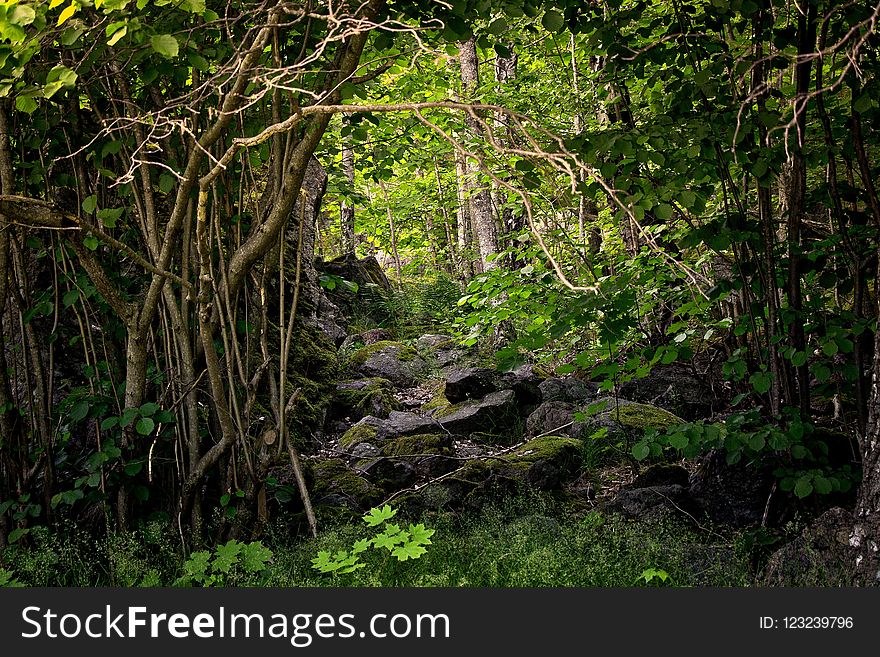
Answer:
top-left (1, 493), bottom-right (757, 587)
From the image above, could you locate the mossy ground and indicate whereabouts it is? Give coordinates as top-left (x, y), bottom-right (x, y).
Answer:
top-left (381, 434), bottom-right (452, 457)
top-left (339, 422), bottom-right (379, 449)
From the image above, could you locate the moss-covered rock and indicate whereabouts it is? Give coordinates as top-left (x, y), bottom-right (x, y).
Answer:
top-left (346, 341), bottom-right (428, 388)
top-left (381, 433), bottom-right (453, 457)
top-left (576, 397), bottom-right (683, 441)
top-left (339, 421), bottom-right (380, 450)
top-left (330, 377), bottom-right (400, 421)
top-left (311, 458), bottom-right (381, 510)
top-left (285, 325), bottom-right (340, 448)
top-left (420, 382), bottom-right (452, 416)
top-left (432, 389), bottom-right (521, 444)
top-left (348, 340), bottom-right (418, 367)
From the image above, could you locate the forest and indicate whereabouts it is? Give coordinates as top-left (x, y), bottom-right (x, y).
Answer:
top-left (0, 0), bottom-right (878, 587)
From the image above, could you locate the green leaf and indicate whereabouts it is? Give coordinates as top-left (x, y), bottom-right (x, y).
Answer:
top-left (822, 340), bottom-right (838, 356)
top-left (151, 34), bottom-right (179, 59)
top-left (159, 173), bottom-right (175, 193)
top-left (83, 235), bottom-right (99, 250)
top-left (749, 371), bottom-right (772, 394)
top-left (15, 94), bottom-right (38, 114)
top-left (82, 194), bottom-right (98, 214)
top-left (135, 417), bottom-right (155, 435)
top-left (632, 442), bottom-right (650, 460)
top-left (97, 207), bottom-right (123, 228)
top-left (363, 504), bottom-right (396, 527)
top-left (668, 432), bottom-right (688, 450)
top-left (57, 3), bottom-right (77, 27)
top-left (62, 289), bottom-right (80, 307)
top-left (813, 476), bottom-right (832, 495)
top-left (70, 400), bottom-right (89, 422)
top-left (793, 477), bottom-right (813, 499)
top-left (238, 541), bottom-right (273, 572)
top-left (213, 540), bottom-right (242, 573)
top-left (120, 407), bottom-right (138, 428)
top-left (790, 351), bottom-right (808, 367)
top-left (392, 542), bottom-right (427, 561)
top-left (541, 10), bottom-right (564, 32)
top-left (139, 402), bottom-right (160, 417)
top-left (654, 203), bottom-right (674, 221)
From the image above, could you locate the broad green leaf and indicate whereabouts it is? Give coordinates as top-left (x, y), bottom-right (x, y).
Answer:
top-left (632, 442), bottom-right (650, 460)
top-left (654, 203), bottom-right (674, 221)
top-left (793, 477), bottom-right (813, 499)
top-left (135, 417), bottom-right (155, 435)
top-left (151, 34), bottom-right (179, 59)
top-left (82, 194), bottom-right (97, 214)
top-left (542, 10), bottom-right (564, 32)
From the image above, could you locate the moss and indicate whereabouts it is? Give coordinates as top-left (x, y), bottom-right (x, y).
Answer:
top-left (285, 325), bottom-right (340, 448)
top-left (347, 340), bottom-right (418, 368)
top-left (421, 382), bottom-right (451, 415)
top-left (505, 436), bottom-right (583, 465)
top-left (611, 402), bottom-right (683, 430)
top-left (381, 434), bottom-right (453, 457)
top-left (311, 458), bottom-right (380, 507)
top-left (335, 378), bottom-right (400, 418)
top-left (339, 422), bottom-right (379, 450)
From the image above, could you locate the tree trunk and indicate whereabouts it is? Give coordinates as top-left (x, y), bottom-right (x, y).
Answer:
top-left (459, 37), bottom-right (499, 272)
top-left (340, 130), bottom-right (356, 254)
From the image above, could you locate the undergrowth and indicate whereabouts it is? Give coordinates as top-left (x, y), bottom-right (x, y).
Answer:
top-left (2, 494), bottom-right (759, 587)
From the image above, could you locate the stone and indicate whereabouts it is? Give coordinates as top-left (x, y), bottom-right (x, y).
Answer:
top-left (347, 341), bottom-right (429, 388)
top-left (433, 389), bottom-right (521, 443)
top-left (375, 411), bottom-right (440, 441)
top-left (525, 401), bottom-right (577, 438)
top-left (339, 417), bottom-right (381, 450)
top-left (357, 458), bottom-right (417, 493)
top-left (498, 364), bottom-right (544, 406)
top-left (689, 448), bottom-right (777, 527)
top-left (629, 464), bottom-right (690, 489)
top-left (444, 367), bottom-right (497, 403)
top-left (329, 377), bottom-right (400, 421)
top-left (618, 363), bottom-right (715, 420)
top-left (762, 507), bottom-right (857, 585)
top-left (538, 377), bottom-right (597, 403)
top-left (416, 334), bottom-right (455, 350)
top-left (575, 397), bottom-right (684, 441)
top-left (380, 433), bottom-right (456, 477)
top-left (601, 484), bottom-right (692, 520)
top-left (310, 458), bottom-right (381, 510)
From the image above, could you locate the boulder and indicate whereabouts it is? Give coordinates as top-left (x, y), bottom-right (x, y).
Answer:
top-left (538, 377), bottom-right (597, 403)
top-left (629, 464), bottom-right (690, 489)
top-left (575, 397), bottom-right (683, 441)
top-left (310, 458), bottom-right (381, 511)
top-left (525, 401), bottom-right (578, 438)
top-left (762, 507), bottom-right (857, 585)
top-left (320, 253), bottom-right (393, 291)
top-left (498, 364), bottom-right (544, 405)
top-left (436, 436), bottom-right (583, 509)
top-left (375, 411), bottom-right (440, 441)
top-left (601, 484), bottom-right (693, 520)
top-left (379, 433), bottom-right (456, 477)
top-left (444, 367), bottom-right (497, 403)
top-left (356, 458), bottom-right (417, 493)
top-left (339, 417), bottom-right (382, 450)
top-left (347, 341), bottom-right (429, 388)
top-left (416, 334), bottom-right (455, 350)
top-left (689, 448), bottom-right (777, 527)
top-left (329, 378), bottom-right (400, 422)
top-left (433, 389), bottom-right (521, 443)
top-left (618, 364), bottom-right (715, 420)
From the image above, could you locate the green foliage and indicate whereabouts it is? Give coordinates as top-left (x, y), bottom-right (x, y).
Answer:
top-left (175, 540), bottom-right (273, 587)
top-left (0, 567), bottom-right (24, 587)
top-left (311, 505), bottom-right (435, 574)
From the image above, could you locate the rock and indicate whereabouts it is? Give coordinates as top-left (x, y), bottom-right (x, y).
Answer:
top-left (349, 442), bottom-right (381, 459)
top-left (416, 334), bottom-right (455, 350)
top-left (538, 377), bottom-right (597, 403)
top-left (444, 367), bottom-right (497, 403)
top-left (762, 507), bottom-right (857, 585)
top-left (689, 448), bottom-right (777, 527)
top-left (618, 364), bottom-right (715, 420)
top-left (320, 253), bottom-right (393, 291)
top-left (357, 458), bottom-right (417, 493)
top-left (575, 397), bottom-right (683, 441)
top-left (311, 458), bottom-right (381, 510)
top-left (445, 436), bottom-right (583, 508)
top-left (433, 389), bottom-right (521, 443)
top-left (375, 411), bottom-right (440, 441)
top-left (629, 464), bottom-right (690, 489)
top-left (380, 433), bottom-right (456, 477)
top-left (347, 341), bottom-right (429, 388)
top-left (498, 364), bottom-right (544, 405)
top-left (601, 484), bottom-right (692, 520)
top-left (525, 401), bottom-right (577, 438)
top-left (329, 378), bottom-right (400, 422)
top-left (339, 417), bottom-right (381, 450)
